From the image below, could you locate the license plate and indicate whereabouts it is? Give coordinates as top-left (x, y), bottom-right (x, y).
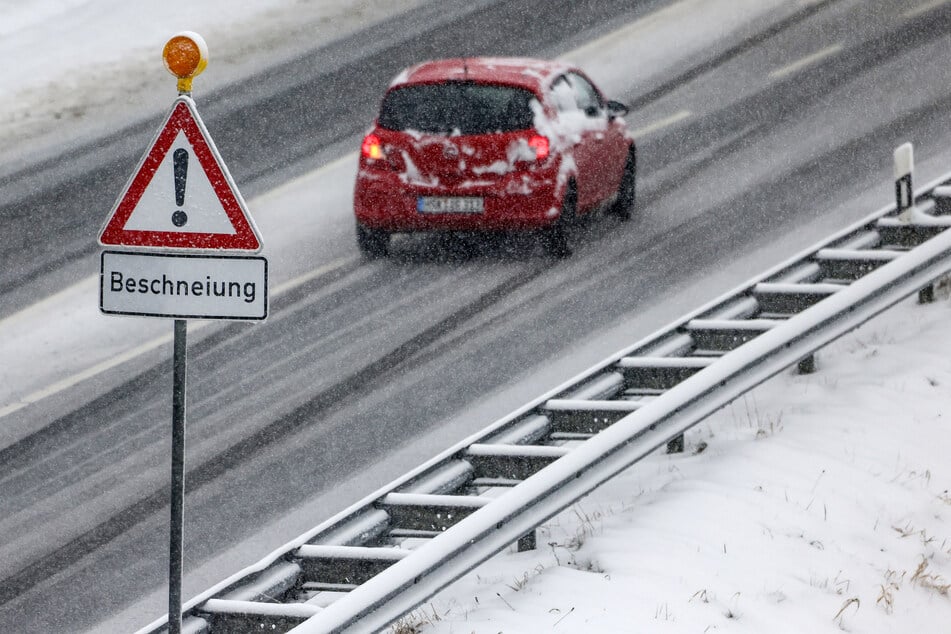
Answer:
top-left (417, 196), bottom-right (484, 213)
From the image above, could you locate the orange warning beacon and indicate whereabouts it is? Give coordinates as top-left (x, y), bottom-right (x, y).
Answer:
top-left (163, 32), bottom-right (208, 94)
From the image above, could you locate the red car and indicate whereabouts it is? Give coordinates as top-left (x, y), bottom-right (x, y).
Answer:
top-left (353, 57), bottom-right (636, 257)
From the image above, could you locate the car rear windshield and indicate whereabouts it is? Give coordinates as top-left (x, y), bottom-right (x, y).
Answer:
top-left (378, 82), bottom-right (536, 135)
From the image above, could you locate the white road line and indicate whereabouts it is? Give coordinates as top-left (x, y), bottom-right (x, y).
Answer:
top-left (270, 256), bottom-right (357, 296)
top-left (0, 277), bottom-right (94, 331)
top-left (767, 43), bottom-right (843, 80)
top-left (632, 109), bottom-right (692, 137)
top-left (264, 152), bottom-right (358, 199)
top-left (0, 332), bottom-right (173, 420)
top-left (0, 256), bottom-right (354, 421)
top-left (904, 0), bottom-right (950, 19)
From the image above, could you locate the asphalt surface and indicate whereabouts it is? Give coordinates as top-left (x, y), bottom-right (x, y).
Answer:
top-left (4, 0), bottom-right (951, 631)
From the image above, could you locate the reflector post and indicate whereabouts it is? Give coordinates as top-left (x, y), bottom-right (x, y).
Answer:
top-left (894, 142), bottom-right (914, 218)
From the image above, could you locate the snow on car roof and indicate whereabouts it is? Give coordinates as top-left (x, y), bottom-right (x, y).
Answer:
top-left (389, 57), bottom-right (574, 93)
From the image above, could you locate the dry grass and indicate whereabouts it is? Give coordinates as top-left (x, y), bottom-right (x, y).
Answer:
top-left (505, 564), bottom-right (546, 592)
top-left (389, 603), bottom-right (445, 633)
top-left (833, 596), bottom-right (860, 628)
top-left (910, 557), bottom-right (951, 596)
top-left (874, 556), bottom-right (951, 617)
top-left (876, 572), bottom-right (900, 615)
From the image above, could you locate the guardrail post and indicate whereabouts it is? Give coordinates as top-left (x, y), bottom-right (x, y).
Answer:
top-left (666, 434), bottom-right (684, 453)
top-left (797, 354), bottom-right (816, 374)
top-left (517, 530), bottom-right (537, 552)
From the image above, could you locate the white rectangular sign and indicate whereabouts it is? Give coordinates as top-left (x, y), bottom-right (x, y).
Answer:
top-left (100, 251), bottom-right (268, 320)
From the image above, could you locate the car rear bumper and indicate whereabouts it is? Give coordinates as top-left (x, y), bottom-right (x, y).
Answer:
top-left (354, 170), bottom-right (563, 232)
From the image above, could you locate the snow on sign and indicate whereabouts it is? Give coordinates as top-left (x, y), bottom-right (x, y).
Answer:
top-left (99, 95), bottom-right (261, 251)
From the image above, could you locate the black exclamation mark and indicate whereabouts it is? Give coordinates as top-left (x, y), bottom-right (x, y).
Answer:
top-left (171, 148), bottom-right (189, 227)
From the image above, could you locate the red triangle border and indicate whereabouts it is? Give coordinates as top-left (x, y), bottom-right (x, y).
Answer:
top-left (99, 98), bottom-right (261, 251)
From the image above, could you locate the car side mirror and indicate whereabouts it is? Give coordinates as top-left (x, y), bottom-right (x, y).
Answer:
top-left (607, 100), bottom-right (629, 118)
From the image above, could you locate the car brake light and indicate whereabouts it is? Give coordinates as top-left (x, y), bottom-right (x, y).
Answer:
top-left (361, 134), bottom-right (383, 160)
top-left (528, 135), bottom-right (549, 161)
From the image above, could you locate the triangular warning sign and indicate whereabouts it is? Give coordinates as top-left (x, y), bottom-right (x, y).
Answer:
top-left (99, 96), bottom-right (261, 252)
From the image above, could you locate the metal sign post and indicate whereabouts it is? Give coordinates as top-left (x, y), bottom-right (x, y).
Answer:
top-left (164, 33), bottom-right (207, 634)
top-left (169, 318), bottom-right (187, 634)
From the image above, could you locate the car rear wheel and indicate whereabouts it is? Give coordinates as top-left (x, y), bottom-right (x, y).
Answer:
top-left (609, 146), bottom-right (636, 221)
top-left (542, 185), bottom-right (576, 258)
top-left (356, 222), bottom-right (390, 258)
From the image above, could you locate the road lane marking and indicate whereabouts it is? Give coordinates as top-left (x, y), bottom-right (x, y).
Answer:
top-left (767, 43), bottom-right (843, 80)
top-left (0, 332), bottom-right (174, 420)
top-left (270, 256), bottom-right (357, 296)
top-left (904, 0), bottom-right (950, 19)
top-left (632, 109), bottom-right (692, 137)
top-left (0, 277), bottom-right (95, 331)
top-left (264, 152), bottom-right (359, 199)
top-left (0, 256), bottom-right (354, 421)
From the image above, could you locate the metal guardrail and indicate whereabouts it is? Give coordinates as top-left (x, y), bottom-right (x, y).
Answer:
top-left (139, 162), bottom-right (951, 634)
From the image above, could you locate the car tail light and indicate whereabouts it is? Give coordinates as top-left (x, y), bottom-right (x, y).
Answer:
top-left (528, 134), bottom-right (549, 161)
top-left (361, 134), bottom-right (383, 160)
